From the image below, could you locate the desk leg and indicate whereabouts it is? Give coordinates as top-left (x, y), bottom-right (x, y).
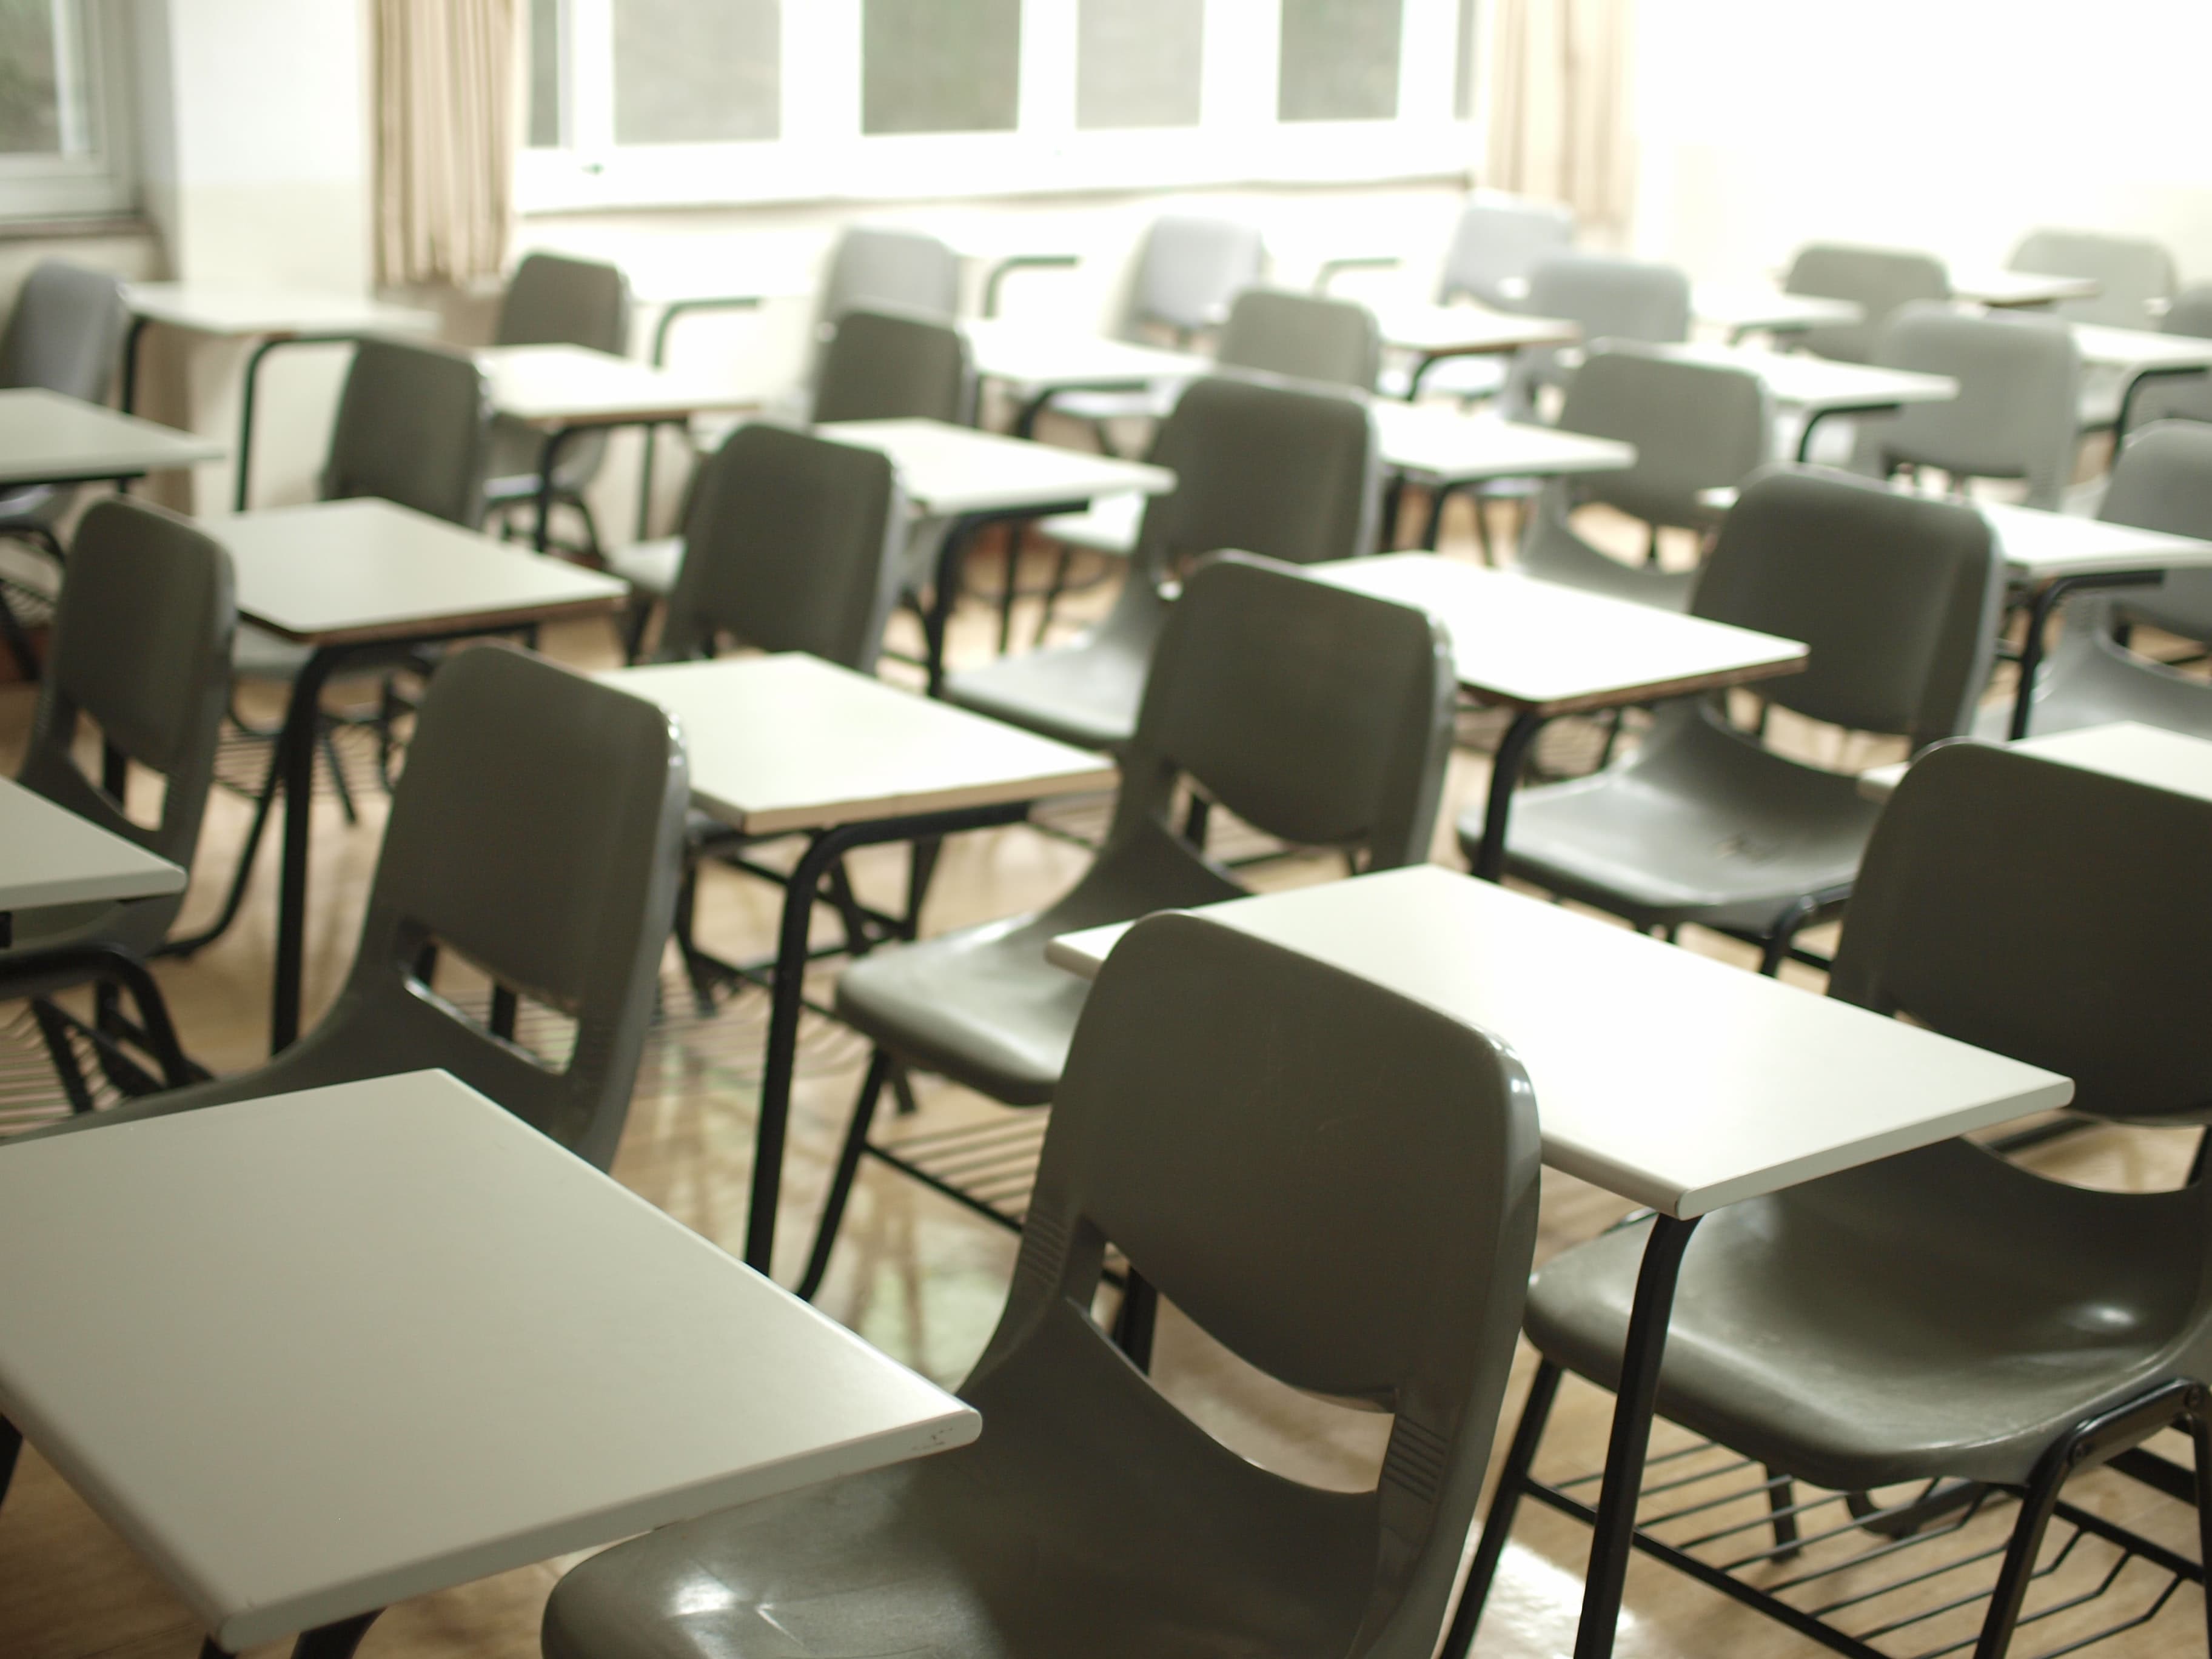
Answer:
top-left (534, 426), bottom-right (581, 555)
top-left (2009, 571), bottom-right (2163, 740)
top-left (1470, 710), bottom-right (1547, 883)
top-left (923, 514), bottom-right (984, 697)
top-left (1403, 351), bottom-right (1443, 401)
top-left (1572, 1213), bottom-right (1700, 1659)
top-left (202, 1610), bottom-right (382, 1659)
top-left (269, 649), bottom-right (338, 1054)
top-left (0, 1413), bottom-right (19, 1507)
top-left (120, 314), bottom-right (152, 415)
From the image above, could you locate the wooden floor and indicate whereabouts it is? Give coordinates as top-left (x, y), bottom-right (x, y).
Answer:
top-left (1, 502), bottom-right (2205, 1659)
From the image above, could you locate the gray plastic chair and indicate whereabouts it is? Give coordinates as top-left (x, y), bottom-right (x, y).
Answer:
top-left (2125, 283), bottom-right (2212, 429)
top-left (1849, 301), bottom-right (2081, 511)
top-left (811, 304), bottom-right (977, 427)
top-left (1439, 195), bottom-right (1577, 310)
top-left (481, 253), bottom-right (634, 557)
top-left (323, 337), bottom-right (495, 527)
top-left (1465, 465), bottom-right (2003, 974)
top-left (1997, 421), bottom-right (2212, 737)
top-left (1216, 287), bottom-right (1384, 391)
top-left (807, 554), bottom-right (1455, 1293)
top-left (819, 224), bottom-right (962, 325)
top-left (1464, 742), bottom-right (2212, 1659)
top-left (16, 643), bottom-right (690, 1171)
top-left (943, 375), bottom-right (1381, 752)
top-left (2008, 227), bottom-right (2176, 332)
top-left (3, 499), bottom-right (233, 1103)
top-left (0, 260), bottom-right (132, 672)
top-left (1783, 243), bottom-right (1951, 364)
top-left (1502, 345), bottom-right (1771, 608)
top-left (546, 908), bottom-right (1538, 1659)
top-left (1495, 252), bottom-right (1691, 423)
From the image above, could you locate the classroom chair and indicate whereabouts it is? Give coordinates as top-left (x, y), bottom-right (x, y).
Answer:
top-left (2007, 227), bottom-right (2177, 332)
top-left (2124, 284), bottom-right (2212, 430)
top-left (1495, 250), bottom-right (1692, 421)
top-left (1454, 740), bottom-right (2212, 1659)
top-left (16, 644), bottom-right (689, 1172)
top-left (942, 375), bottom-right (1381, 752)
top-left (1465, 466), bottom-right (2002, 975)
top-left (820, 224), bottom-right (962, 325)
top-left (1849, 302), bottom-right (2080, 511)
top-left (1783, 243), bottom-right (1951, 364)
top-left (1997, 421), bottom-right (2212, 738)
top-left (175, 339), bottom-right (495, 957)
top-left (1470, 344), bottom-right (1769, 594)
top-left (480, 253), bottom-right (634, 558)
top-left (0, 259), bottom-right (131, 678)
top-left (803, 554), bottom-right (1455, 1298)
top-left (546, 909), bottom-right (1538, 1659)
top-left (1373, 193), bottom-right (1575, 402)
top-left (3, 499), bottom-right (233, 1106)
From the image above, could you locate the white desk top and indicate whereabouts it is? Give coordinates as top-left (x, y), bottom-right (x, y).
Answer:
top-left (606, 654), bottom-right (1118, 835)
top-left (0, 388), bottom-right (224, 488)
top-left (124, 283), bottom-right (440, 338)
top-left (960, 318), bottom-right (1210, 395)
top-left (1860, 721), bottom-right (2212, 802)
top-left (1694, 284), bottom-right (1864, 335)
top-left (1653, 343), bottom-right (1959, 414)
top-left (816, 417), bottom-right (1175, 518)
top-left (2068, 323), bottom-right (2212, 374)
top-left (1309, 555), bottom-right (1806, 714)
top-left (0, 1071), bottom-right (977, 1651)
top-left (1369, 403), bottom-right (1636, 484)
top-left (477, 344), bottom-right (757, 428)
top-left (0, 776), bottom-right (185, 915)
top-left (209, 498), bottom-right (627, 644)
top-left (1047, 866), bottom-right (2070, 1218)
top-left (1376, 303), bottom-right (1582, 358)
top-left (1978, 500), bottom-right (2212, 580)
top-left (1954, 268), bottom-right (2102, 309)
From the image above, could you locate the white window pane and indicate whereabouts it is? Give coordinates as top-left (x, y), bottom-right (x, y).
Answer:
top-left (1279, 0), bottom-right (1403, 122)
top-left (862, 0), bottom-right (1021, 136)
top-left (1076, 0), bottom-right (1201, 131)
top-left (527, 0), bottom-right (560, 148)
top-left (0, 0), bottom-right (62, 155)
top-left (614, 0), bottom-right (779, 146)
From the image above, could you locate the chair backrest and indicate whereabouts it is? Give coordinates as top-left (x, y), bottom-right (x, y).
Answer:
top-left (1832, 741), bottom-right (2212, 1122)
top-left (0, 260), bottom-right (128, 401)
top-left (1692, 466), bottom-right (2003, 751)
top-left (495, 252), bottom-right (632, 354)
top-left (301, 644), bottom-right (689, 1169)
top-left (1783, 243), bottom-right (1951, 364)
top-left (1111, 552), bottom-right (1455, 868)
top-left (1525, 252), bottom-right (1691, 346)
top-left (2097, 420), bottom-right (2212, 642)
top-left (2125, 284), bottom-right (2212, 428)
top-left (970, 911), bottom-right (1538, 1656)
top-left (321, 338), bottom-right (494, 526)
top-left (1436, 195), bottom-right (1575, 310)
top-left (1558, 344), bottom-right (1771, 528)
top-left (659, 423), bottom-right (907, 671)
top-left (1217, 287), bottom-right (1382, 391)
top-left (2008, 227), bottom-right (2176, 330)
top-left (1852, 301), bottom-right (2080, 509)
top-left (1133, 375), bottom-right (1380, 579)
top-left (1125, 214), bottom-right (1265, 340)
top-left (812, 306), bottom-right (976, 426)
top-left (819, 225), bottom-right (962, 326)
top-left (18, 500), bottom-right (235, 935)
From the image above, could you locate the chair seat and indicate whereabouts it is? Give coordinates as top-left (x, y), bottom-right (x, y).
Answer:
top-left (1470, 706), bottom-right (1880, 931)
top-left (541, 1304), bottom-right (1378, 1659)
top-left (1035, 493), bottom-right (1142, 559)
top-left (605, 535), bottom-right (684, 597)
top-left (834, 910), bottom-right (1085, 1105)
top-left (942, 630), bottom-right (1149, 753)
top-left (1527, 1139), bottom-right (2205, 1493)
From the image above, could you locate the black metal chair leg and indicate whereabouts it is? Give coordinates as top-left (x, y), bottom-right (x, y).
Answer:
top-left (1109, 1268), bottom-right (1158, 1371)
top-left (797, 1050), bottom-right (894, 1301)
top-left (2191, 1410), bottom-right (2212, 1655)
top-left (1182, 793), bottom-right (1212, 851)
top-left (672, 866), bottom-right (717, 1016)
top-left (822, 859), bottom-right (872, 957)
top-left (0, 1414), bottom-right (21, 1509)
top-left (30, 999), bottom-right (96, 1113)
top-left (159, 751), bottom-right (284, 959)
top-left (0, 589), bottom-right (39, 682)
top-left (1763, 1465), bottom-right (1801, 1559)
top-left (320, 726), bottom-right (358, 826)
top-left (1444, 1359), bottom-right (1563, 1659)
top-left (1033, 544), bottom-right (1076, 646)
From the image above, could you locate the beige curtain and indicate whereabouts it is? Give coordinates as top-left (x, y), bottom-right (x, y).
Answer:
top-left (374, 0), bottom-right (520, 287)
top-left (1484, 0), bottom-right (1636, 243)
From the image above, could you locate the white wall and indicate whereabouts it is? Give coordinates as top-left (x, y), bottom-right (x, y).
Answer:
top-left (1632, 0), bottom-right (2212, 283)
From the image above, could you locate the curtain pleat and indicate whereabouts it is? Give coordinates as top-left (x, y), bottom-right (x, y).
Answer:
top-left (1484, 0), bottom-right (1635, 241)
top-left (375, 0), bottom-right (520, 287)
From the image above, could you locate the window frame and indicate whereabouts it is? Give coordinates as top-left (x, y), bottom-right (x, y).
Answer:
top-left (0, 0), bottom-right (136, 222)
top-left (519, 0), bottom-right (1477, 215)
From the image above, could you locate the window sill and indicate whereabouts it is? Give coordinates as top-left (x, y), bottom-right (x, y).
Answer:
top-left (0, 212), bottom-right (153, 243)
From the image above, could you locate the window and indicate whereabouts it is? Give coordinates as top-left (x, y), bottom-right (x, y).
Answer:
top-left (0, 0), bottom-right (133, 220)
top-left (521, 0), bottom-right (1476, 212)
